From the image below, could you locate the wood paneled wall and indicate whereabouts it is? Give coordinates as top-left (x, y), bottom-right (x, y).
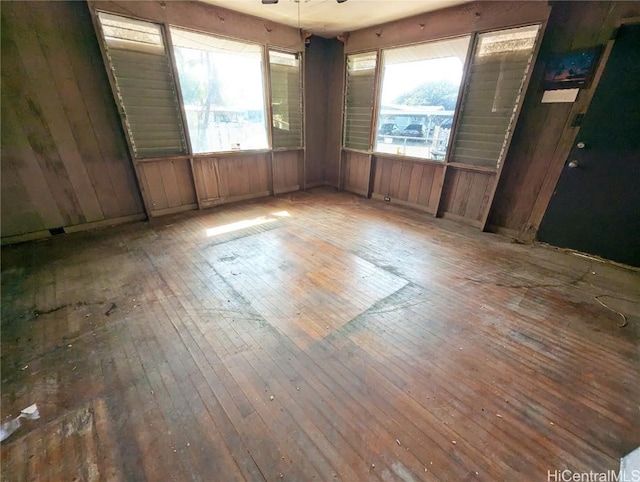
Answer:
top-left (439, 167), bottom-right (495, 226)
top-left (192, 154), bottom-right (271, 211)
top-left (341, 151), bottom-right (371, 197)
top-left (137, 159), bottom-right (197, 216)
top-left (372, 157), bottom-right (444, 215)
top-left (304, 36), bottom-right (345, 188)
top-left (487, 1), bottom-right (640, 239)
top-left (273, 150), bottom-right (303, 195)
top-left (336, 0), bottom-right (550, 228)
top-left (1, 1), bottom-right (144, 243)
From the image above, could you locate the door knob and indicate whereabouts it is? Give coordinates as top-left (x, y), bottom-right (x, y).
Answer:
top-left (568, 160), bottom-right (579, 168)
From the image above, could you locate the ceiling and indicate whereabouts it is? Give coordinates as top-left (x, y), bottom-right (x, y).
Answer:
top-left (200, 0), bottom-right (472, 38)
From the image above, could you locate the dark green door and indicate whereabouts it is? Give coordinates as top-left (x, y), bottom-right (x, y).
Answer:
top-left (538, 24), bottom-right (640, 267)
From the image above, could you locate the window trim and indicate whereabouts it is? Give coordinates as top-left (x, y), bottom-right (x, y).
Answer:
top-left (342, 50), bottom-right (379, 151)
top-left (371, 34), bottom-right (472, 163)
top-left (267, 48), bottom-right (305, 151)
top-left (169, 25), bottom-right (272, 155)
top-left (449, 23), bottom-right (542, 170)
top-left (93, 10), bottom-right (190, 160)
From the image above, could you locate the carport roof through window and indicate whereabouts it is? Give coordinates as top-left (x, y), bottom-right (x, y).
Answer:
top-left (375, 36), bottom-right (470, 161)
top-left (170, 27), bottom-right (268, 154)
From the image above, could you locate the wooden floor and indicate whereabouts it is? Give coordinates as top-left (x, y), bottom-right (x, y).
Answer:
top-left (1, 188), bottom-right (638, 481)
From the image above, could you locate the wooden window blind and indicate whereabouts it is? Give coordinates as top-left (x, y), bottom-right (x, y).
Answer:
top-left (96, 12), bottom-right (187, 158)
top-left (343, 51), bottom-right (377, 151)
top-left (269, 51), bottom-right (303, 149)
top-left (450, 25), bottom-right (540, 168)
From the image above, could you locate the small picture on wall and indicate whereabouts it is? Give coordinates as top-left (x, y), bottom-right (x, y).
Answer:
top-left (543, 48), bottom-right (602, 89)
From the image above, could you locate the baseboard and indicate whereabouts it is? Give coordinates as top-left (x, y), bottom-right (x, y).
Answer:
top-left (344, 186), bottom-right (368, 197)
top-left (64, 213), bottom-right (146, 233)
top-left (370, 193), bottom-right (435, 215)
top-left (223, 191), bottom-right (271, 204)
top-left (274, 185), bottom-right (300, 195)
top-left (1, 230), bottom-right (51, 246)
top-left (198, 191), bottom-right (273, 210)
top-left (1, 213), bottom-right (146, 246)
top-left (150, 203), bottom-right (198, 217)
top-left (440, 212), bottom-right (483, 228)
top-left (485, 224), bottom-right (518, 238)
top-left (305, 181), bottom-right (338, 190)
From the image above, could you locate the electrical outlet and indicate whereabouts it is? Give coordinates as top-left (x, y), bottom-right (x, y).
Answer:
top-left (384, 196), bottom-right (391, 202)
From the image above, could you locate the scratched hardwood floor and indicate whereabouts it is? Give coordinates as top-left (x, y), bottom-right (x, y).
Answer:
top-left (1, 188), bottom-right (638, 481)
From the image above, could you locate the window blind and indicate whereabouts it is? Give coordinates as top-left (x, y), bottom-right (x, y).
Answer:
top-left (269, 51), bottom-right (303, 149)
top-left (450, 25), bottom-right (540, 168)
top-left (343, 51), bottom-right (377, 151)
top-left (97, 12), bottom-right (187, 158)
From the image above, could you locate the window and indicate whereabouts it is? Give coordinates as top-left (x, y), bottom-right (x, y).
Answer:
top-left (96, 12), bottom-right (188, 158)
top-left (343, 51), bottom-right (377, 151)
top-left (375, 36), bottom-right (470, 160)
top-left (170, 28), bottom-right (268, 153)
top-left (269, 51), bottom-right (303, 149)
top-left (450, 25), bottom-right (540, 168)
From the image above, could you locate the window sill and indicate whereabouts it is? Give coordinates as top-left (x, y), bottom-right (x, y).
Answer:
top-left (372, 152), bottom-right (446, 166)
top-left (446, 162), bottom-right (498, 174)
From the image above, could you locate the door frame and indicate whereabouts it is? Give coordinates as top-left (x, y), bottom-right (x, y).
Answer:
top-left (526, 15), bottom-right (640, 239)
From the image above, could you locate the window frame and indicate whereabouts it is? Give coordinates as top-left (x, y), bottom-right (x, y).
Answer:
top-left (342, 24), bottom-right (543, 170)
top-left (267, 48), bottom-right (305, 151)
top-left (448, 23), bottom-right (542, 170)
top-left (169, 25), bottom-right (272, 156)
top-left (93, 11), bottom-right (190, 160)
top-left (371, 34), bottom-right (472, 163)
top-left (342, 50), bottom-right (379, 153)
top-left (92, 8), bottom-right (307, 161)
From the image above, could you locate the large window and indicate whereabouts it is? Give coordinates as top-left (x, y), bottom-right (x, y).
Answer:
top-left (343, 51), bottom-right (378, 151)
top-left (375, 36), bottom-right (470, 160)
top-left (96, 13), bottom-right (188, 158)
top-left (269, 51), bottom-right (303, 149)
top-left (450, 25), bottom-right (540, 168)
top-left (170, 28), bottom-right (269, 153)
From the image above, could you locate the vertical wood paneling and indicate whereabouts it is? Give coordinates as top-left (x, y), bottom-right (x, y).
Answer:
top-left (140, 163), bottom-right (169, 212)
top-left (0, 159), bottom-right (45, 236)
top-left (371, 156), bottom-right (444, 214)
top-left (440, 167), bottom-right (496, 223)
top-left (193, 158), bottom-right (221, 205)
top-left (397, 163), bottom-right (413, 201)
top-left (1, 100), bottom-right (66, 233)
top-left (139, 159), bottom-right (197, 215)
top-left (0, 0), bottom-right (143, 240)
top-left (64, 3), bottom-right (144, 217)
top-left (158, 162), bottom-right (183, 209)
top-left (416, 165), bottom-right (436, 207)
top-left (273, 151), bottom-right (302, 194)
top-left (173, 160), bottom-right (197, 206)
top-left (342, 151), bottom-right (371, 197)
top-left (4, 2), bottom-right (103, 224)
top-left (305, 37), bottom-right (344, 187)
top-left (406, 164), bottom-right (424, 205)
top-left (217, 154), bottom-right (270, 201)
top-left (326, 42), bottom-right (346, 187)
top-left (488, 2), bottom-right (640, 237)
